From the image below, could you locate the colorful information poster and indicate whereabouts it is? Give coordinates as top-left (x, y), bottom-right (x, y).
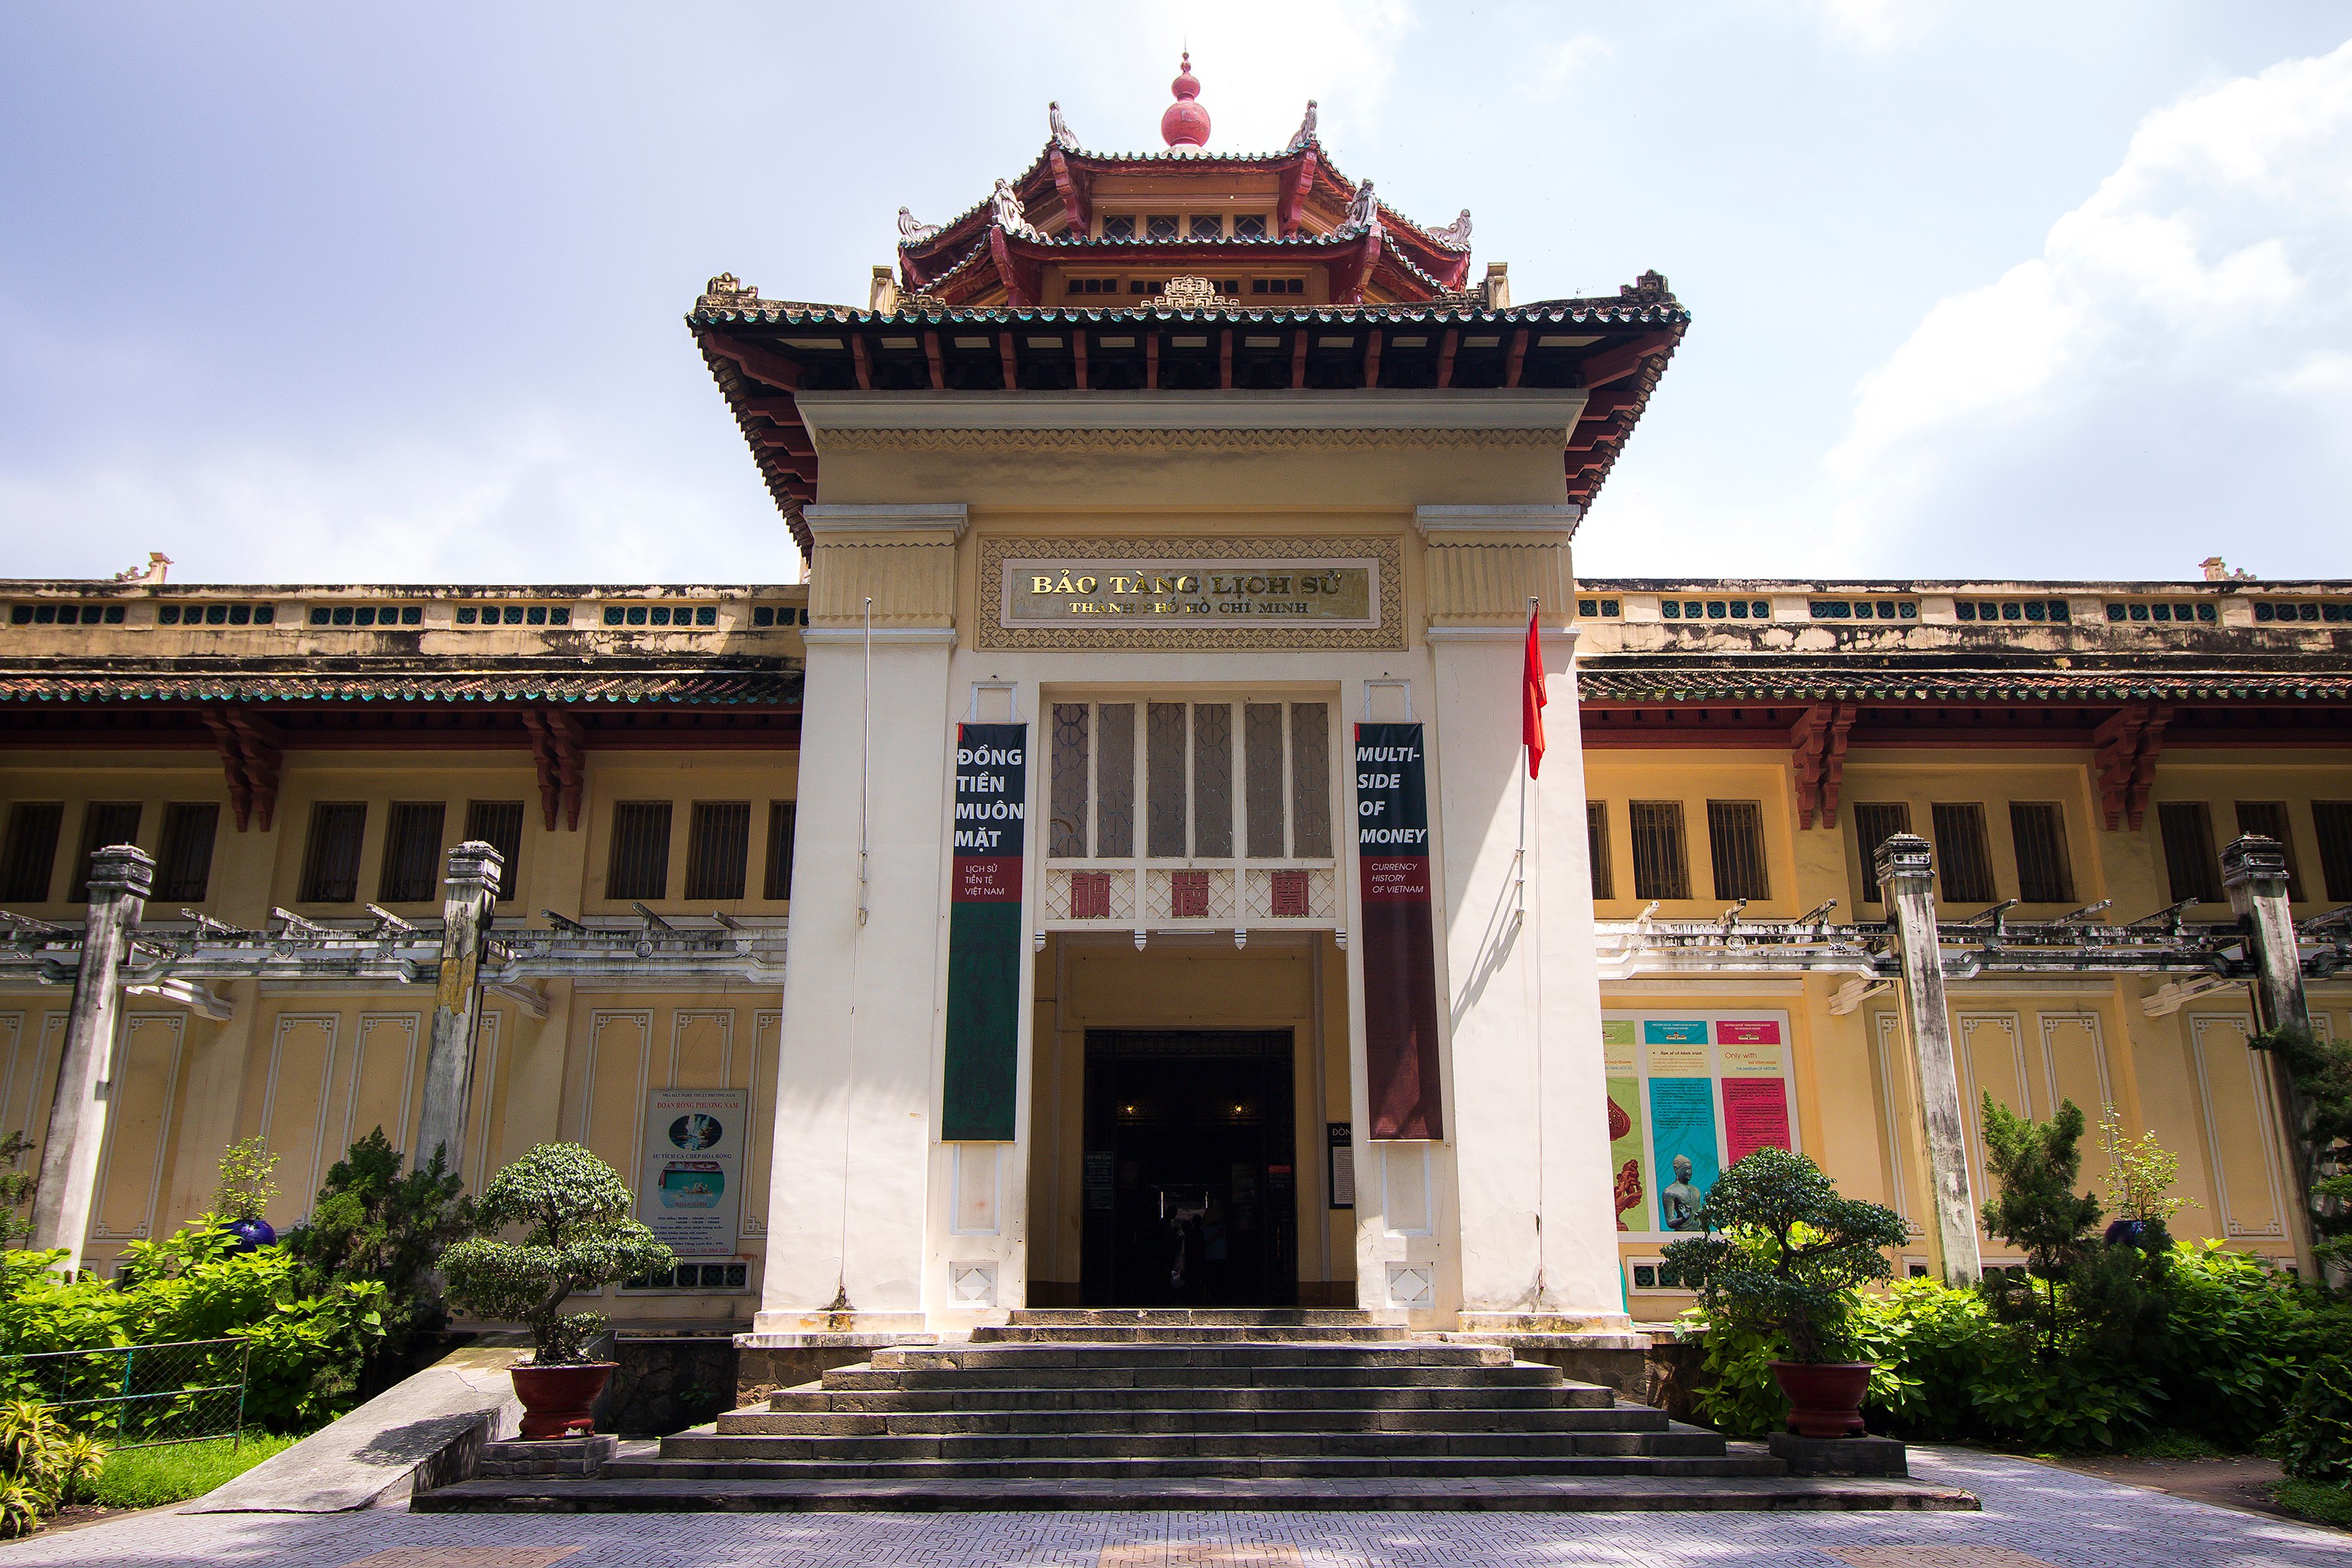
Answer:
top-left (942, 723), bottom-right (1027, 1141)
top-left (1603, 1022), bottom-right (1646, 1232)
top-left (1355, 722), bottom-right (1442, 1139)
top-left (1600, 1013), bottom-right (1800, 1237)
top-left (637, 1086), bottom-right (749, 1256)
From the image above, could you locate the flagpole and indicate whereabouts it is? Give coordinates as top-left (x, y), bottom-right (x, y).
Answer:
top-left (1517, 595), bottom-right (1536, 928)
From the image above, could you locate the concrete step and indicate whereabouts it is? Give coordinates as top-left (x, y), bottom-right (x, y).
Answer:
top-left (818, 1364), bottom-right (1570, 1392)
top-left (607, 1451), bottom-right (1778, 1481)
top-left (654, 1428), bottom-right (1730, 1462)
top-left (871, 1342), bottom-right (1515, 1369)
top-left (716, 1404), bottom-right (1670, 1436)
top-left (415, 1471), bottom-right (1981, 1514)
top-left (1001, 1309), bottom-right (1382, 1328)
top-left (769, 1381), bottom-right (1610, 1413)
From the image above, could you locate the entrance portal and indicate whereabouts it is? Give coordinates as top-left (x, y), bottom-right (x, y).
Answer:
top-left (1081, 1031), bottom-right (1298, 1308)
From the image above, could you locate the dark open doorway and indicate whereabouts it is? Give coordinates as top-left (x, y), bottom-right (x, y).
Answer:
top-left (1080, 1030), bottom-right (1298, 1308)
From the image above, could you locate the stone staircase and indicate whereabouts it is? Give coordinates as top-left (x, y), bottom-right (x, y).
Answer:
top-left (416, 1309), bottom-right (1974, 1512)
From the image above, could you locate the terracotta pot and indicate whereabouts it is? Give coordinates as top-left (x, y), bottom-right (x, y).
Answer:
top-left (510, 1360), bottom-right (616, 1439)
top-left (1769, 1360), bottom-right (1873, 1439)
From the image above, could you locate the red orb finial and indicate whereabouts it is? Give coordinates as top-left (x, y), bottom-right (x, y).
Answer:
top-left (1161, 52), bottom-right (1210, 150)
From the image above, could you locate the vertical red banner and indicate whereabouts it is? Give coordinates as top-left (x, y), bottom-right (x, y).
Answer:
top-left (1356, 722), bottom-right (1443, 1139)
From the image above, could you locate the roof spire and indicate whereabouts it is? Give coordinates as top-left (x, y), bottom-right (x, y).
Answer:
top-left (1161, 52), bottom-right (1210, 152)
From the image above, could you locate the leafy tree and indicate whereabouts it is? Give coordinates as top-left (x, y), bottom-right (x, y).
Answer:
top-left (283, 1129), bottom-right (475, 1396)
top-left (211, 1137), bottom-right (279, 1227)
top-left (0, 1135), bottom-right (37, 1252)
top-left (2246, 1024), bottom-right (2352, 1276)
top-left (438, 1143), bottom-right (671, 1366)
top-left (1978, 1094), bottom-right (2104, 1356)
top-left (1662, 1145), bottom-right (1907, 1364)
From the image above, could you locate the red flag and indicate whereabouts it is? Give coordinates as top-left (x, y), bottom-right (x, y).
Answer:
top-left (1523, 601), bottom-right (1547, 778)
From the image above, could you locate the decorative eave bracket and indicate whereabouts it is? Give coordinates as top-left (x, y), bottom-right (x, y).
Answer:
top-left (1792, 701), bottom-right (1859, 829)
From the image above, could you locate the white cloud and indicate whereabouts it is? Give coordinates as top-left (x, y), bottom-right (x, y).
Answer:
top-left (1515, 35), bottom-right (1613, 99)
top-left (1812, 0), bottom-right (1946, 54)
top-left (1821, 40), bottom-right (2352, 570)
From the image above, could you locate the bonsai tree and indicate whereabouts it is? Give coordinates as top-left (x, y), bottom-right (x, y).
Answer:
top-left (439, 1143), bottom-right (672, 1366)
top-left (1661, 1145), bottom-right (1906, 1364)
top-left (1981, 1095), bottom-right (2168, 1361)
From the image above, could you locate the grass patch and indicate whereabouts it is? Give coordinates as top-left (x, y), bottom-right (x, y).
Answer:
top-left (88, 1432), bottom-right (299, 1511)
top-left (2273, 1478), bottom-right (2352, 1528)
top-left (2125, 1432), bottom-right (2227, 1460)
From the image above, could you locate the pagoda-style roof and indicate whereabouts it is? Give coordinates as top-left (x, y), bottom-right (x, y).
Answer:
top-left (691, 278), bottom-right (1688, 554)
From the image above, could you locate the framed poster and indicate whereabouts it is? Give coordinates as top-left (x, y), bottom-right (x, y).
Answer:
top-left (637, 1086), bottom-right (750, 1257)
top-left (1602, 1013), bottom-right (1798, 1241)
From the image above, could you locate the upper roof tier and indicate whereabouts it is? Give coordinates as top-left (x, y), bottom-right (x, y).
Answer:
top-left (890, 78), bottom-right (1478, 310)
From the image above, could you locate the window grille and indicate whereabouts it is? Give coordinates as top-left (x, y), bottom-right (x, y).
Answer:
top-left (1146, 704), bottom-right (1188, 858)
top-left (2109, 600), bottom-right (2215, 624)
top-left (1930, 803), bottom-right (1996, 905)
top-left (1188, 214), bottom-right (1223, 240)
top-left (1233, 214), bottom-right (1269, 240)
top-left (8, 603), bottom-right (132, 627)
top-left (1100, 215), bottom-right (1135, 241)
top-left (684, 802), bottom-right (751, 901)
top-left (307, 604), bottom-right (421, 627)
top-left (1191, 704), bottom-right (1233, 858)
top-left (1146, 214), bottom-right (1180, 242)
top-left (2233, 802), bottom-right (2301, 898)
top-left (1628, 802), bottom-right (1691, 901)
top-left (749, 605), bottom-right (808, 627)
top-left (1807, 599), bottom-right (1916, 621)
top-left (1576, 598), bottom-right (1624, 619)
top-left (155, 803), bottom-right (220, 903)
top-left (2314, 802), bottom-right (2352, 902)
top-left (155, 603), bottom-right (270, 626)
top-left (2253, 600), bottom-right (2337, 624)
top-left (2158, 802), bottom-right (2221, 904)
top-left (1096, 704), bottom-right (1135, 857)
top-left (1244, 704), bottom-right (1285, 859)
top-left (299, 802), bottom-right (368, 904)
top-left (376, 802), bottom-right (446, 903)
top-left (449, 603), bottom-right (568, 628)
top-left (1706, 801), bottom-right (1769, 901)
top-left (0, 802), bottom-right (61, 903)
top-left (2008, 802), bottom-right (2073, 903)
top-left (1050, 704), bottom-right (1090, 859)
top-left (764, 802), bottom-right (797, 901)
top-left (1955, 599), bottom-right (2071, 624)
top-left (600, 605), bottom-right (714, 628)
top-left (1852, 801), bottom-right (1913, 905)
top-left (70, 802), bottom-right (143, 903)
top-left (606, 802), bottom-right (673, 901)
top-left (1289, 704), bottom-right (1331, 858)
top-left (465, 801), bottom-right (524, 901)
top-left (1587, 802), bottom-right (1613, 900)
top-left (1072, 871), bottom-right (1111, 919)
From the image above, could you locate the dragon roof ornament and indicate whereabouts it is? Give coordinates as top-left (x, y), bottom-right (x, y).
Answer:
top-left (1426, 209), bottom-right (1472, 249)
top-left (1284, 100), bottom-right (1318, 153)
top-left (991, 178), bottom-right (1042, 240)
top-left (1049, 100), bottom-right (1081, 153)
top-left (897, 207), bottom-right (943, 247)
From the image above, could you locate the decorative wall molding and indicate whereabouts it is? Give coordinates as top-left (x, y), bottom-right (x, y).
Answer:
top-left (803, 502), bottom-right (969, 541)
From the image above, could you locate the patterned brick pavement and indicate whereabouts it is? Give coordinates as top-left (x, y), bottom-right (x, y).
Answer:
top-left (1, 1449), bottom-right (2344, 1566)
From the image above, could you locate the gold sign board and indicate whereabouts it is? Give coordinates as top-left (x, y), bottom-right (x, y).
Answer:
top-left (1000, 558), bottom-right (1379, 629)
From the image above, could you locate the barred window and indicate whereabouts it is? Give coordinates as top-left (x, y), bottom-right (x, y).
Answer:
top-left (1289, 704), bottom-right (1331, 858)
top-left (2158, 802), bottom-right (2221, 904)
top-left (70, 802), bottom-right (143, 903)
top-left (1096, 704), bottom-right (1135, 858)
top-left (2314, 802), bottom-right (2352, 902)
top-left (1146, 704), bottom-right (1187, 858)
top-left (1191, 703), bottom-right (1233, 858)
top-left (606, 802), bottom-right (673, 901)
top-left (1587, 802), bottom-right (1613, 900)
top-left (465, 800), bottom-right (524, 901)
top-left (2008, 802), bottom-right (2073, 904)
top-left (1244, 704), bottom-right (1286, 859)
top-left (764, 802), bottom-right (797, 901)
top-left (684, 802), bottom-right (751, 901)
top-left (1050, 700), bottom-right (1330, 863)
top-left (0, 802), bottom-right (61, 903)
top-left (1050, 704), bottom-right (1090, 859)
top-left (1931, 803), bottom-right (1996, 906)
top-left (1629, 801), bottom-right (1691, 901)
top-left (2234, 802), bottom-right (2302, 899)
top-left (299, 802), bottom-right (368, 903)
top-left (155, 802), bottom-right (220, 903)
top-left (1852, 802), bottom-right (1913, 905)
top-left (1706, 801), bottom-right (1770, 902)
top-left (377, 802), bottom-right (446, 903)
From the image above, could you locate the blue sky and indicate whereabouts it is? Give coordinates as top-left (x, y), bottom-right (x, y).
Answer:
top-left (2, 2), bottom-right (2347, 585)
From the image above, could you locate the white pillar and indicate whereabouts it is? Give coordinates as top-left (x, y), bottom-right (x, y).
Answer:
top-left (2222, 833), bottom-right (2318, 1272)
top-left (1875, 832), bottom-right (1981, 1286)
top-left (753, 628), bottom-right (955, 1334)
top-left (33, 843), bottom-right (152, 1272)
top-left (413, 841), bottom-right (501, 1177)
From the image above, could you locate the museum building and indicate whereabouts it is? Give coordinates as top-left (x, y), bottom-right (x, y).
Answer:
top-left (1, 67), bottom-right (2348, 1348)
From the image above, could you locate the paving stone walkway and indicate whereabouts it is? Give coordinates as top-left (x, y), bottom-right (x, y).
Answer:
top-left (0, 1448), bottom-right (2343, 1566)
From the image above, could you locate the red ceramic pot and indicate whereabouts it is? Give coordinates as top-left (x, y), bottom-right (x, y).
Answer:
top-left (510, 1360), bottom-right (616, 1439)
top-left (1769, 1360), bottom-right (1873, 1439)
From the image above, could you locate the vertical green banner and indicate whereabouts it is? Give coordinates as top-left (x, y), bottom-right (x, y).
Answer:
top-left (942, 723), bottom-right (1027, 1141)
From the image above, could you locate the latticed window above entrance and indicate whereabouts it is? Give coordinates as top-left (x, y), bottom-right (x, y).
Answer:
top-left (1048, 700), bottom-right (1332, 865)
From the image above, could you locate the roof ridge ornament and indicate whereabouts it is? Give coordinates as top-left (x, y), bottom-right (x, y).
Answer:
top-left (897, 207), bottom-right (943, 247)
top-left (1049, 100), bottom-right (1081, 153)
top-left (1341, 179), bottom-right (1380, 237)
top-left (1426, 209), bottom-right (1472, 250)
top-left (990, 178), bottom-right (1041, 240)
top-left (1284, 100), bottom-right (1318, 154)
top-left (1161, 52), bottom-right (1210, 151)
top-left (1619, 270), bottom-right (1674, 305)
top-left (1160, 274), bottom-right (1224, 309)
top-left (697, 273), bottom-right (762, 312)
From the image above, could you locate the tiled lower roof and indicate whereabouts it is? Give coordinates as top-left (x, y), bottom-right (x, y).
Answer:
top-left (0, 665), bottom-right (802, 706)
top-left (1577, 661), bottom-right (2352, 704)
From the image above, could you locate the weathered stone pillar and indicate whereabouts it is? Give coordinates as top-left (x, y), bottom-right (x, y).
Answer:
top-left (413, 841), bottom-right (501, 1178)
top-left (33, 844), bottom-right (154, 1271)
top-left (1874, 832), bottom-right (1981, 1286)
top-left (2222, 834), bottom-right (2318, 1266)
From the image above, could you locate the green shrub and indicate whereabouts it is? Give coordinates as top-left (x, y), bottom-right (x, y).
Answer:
top-left (283, 1129), bottom-right (473, 1397)
top-left (2281, 1354), bottom-right (2352, 1485)
top-left (0, 1397), bottom-right (102, 1537)
top-left (439, 1143), bottom-right (671, 1367)
top-left (2274, 1478), bottom-right (2352, 1527)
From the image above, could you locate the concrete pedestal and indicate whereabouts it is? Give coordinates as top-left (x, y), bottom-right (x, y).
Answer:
top-left (1768, 1432), bottom-right (1908, 1476)
top-left (476, 1434), bottom-right (617, 1478)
